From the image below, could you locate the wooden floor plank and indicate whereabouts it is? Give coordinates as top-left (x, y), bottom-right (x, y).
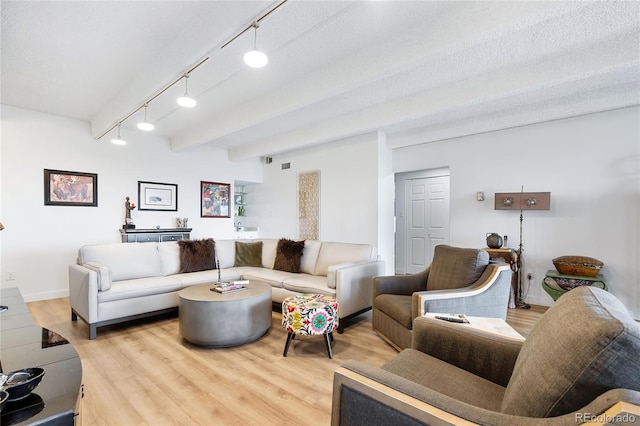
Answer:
top-left (26, 297), bottom-right (544, 425)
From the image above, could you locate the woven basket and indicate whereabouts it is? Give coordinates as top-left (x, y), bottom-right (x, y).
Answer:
top-left (552, 255), bottom-right (603, 277)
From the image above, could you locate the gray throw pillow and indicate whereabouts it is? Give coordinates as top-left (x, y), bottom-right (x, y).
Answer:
top-left (501, 286), bottom-right (640, 417)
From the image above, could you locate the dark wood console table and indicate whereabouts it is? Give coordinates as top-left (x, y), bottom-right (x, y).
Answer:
top-left (119, 228), bottom-right (191, 243)
top-left (0, 288), bottom-right (83, 425)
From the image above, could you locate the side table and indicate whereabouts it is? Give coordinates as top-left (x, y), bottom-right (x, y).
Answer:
top-left (542, 270), bottom-right (607, 301)
top-left (483, 248), bottom-right (518, 308)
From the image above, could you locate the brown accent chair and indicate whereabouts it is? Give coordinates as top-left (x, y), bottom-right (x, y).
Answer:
top-left (333, 286), bottom-right (640, 425)
top-left (372, 245), bottom-right (512, 350)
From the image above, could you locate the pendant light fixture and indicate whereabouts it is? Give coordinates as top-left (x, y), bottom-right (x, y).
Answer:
top-left (176, 73), bottom-right (197, 108)
top-left (111, 124), bottom-right (127, 145)
top-left (244, 22), bottom-right (268, 68)
top-left (137, 104), bottom-right (155, 131)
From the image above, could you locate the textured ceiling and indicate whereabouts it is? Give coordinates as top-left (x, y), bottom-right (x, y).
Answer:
top-left (2, 1), bottom-right (639, 160)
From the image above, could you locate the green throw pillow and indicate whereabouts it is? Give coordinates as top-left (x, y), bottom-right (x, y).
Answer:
top-left (234, 241), bottom-right (263, 267)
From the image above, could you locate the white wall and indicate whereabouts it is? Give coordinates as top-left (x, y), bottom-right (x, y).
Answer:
top-left (251, 133), bottom-right (393, 271)
top-left (0, 105), bottom-right (262, 301)
top-left (393, 107), bottom-right (640, 318)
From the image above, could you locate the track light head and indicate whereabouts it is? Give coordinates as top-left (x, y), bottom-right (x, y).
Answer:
top-left (137, 104), bottom-right (155, 131)
top-left (244, 22), bottom-right (268, 68)
top-left (177, 73), bottom-right (197, 107)
top-left (111, 124), bottom-right (127, 145)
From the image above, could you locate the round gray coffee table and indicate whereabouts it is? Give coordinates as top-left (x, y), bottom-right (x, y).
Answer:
top-left (179, 281), bottom-right (272, 347)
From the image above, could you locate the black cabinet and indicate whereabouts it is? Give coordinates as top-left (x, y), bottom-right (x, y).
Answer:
top-left (119, 228), bottom-right (191, 243)
top-left (0, 288), bottom-right (83, 426)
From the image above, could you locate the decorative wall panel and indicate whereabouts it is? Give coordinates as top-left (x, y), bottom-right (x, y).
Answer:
top-left (298, 171), bottom-right (320, 239)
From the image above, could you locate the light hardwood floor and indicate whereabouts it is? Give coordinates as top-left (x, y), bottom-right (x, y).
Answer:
top-left (26, 298), bottom-right (546, 425)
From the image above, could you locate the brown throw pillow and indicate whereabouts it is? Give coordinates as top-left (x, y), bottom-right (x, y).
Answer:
top-left (234, 241), bottom-right (263, 267)
top-left (273, 239), bottom-right (305, 273)
top-left (178, 239), bottom-right (216, 273)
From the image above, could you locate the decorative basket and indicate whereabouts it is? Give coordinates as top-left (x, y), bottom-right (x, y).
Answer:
top-left (552, 255), bottom-right (603, 277)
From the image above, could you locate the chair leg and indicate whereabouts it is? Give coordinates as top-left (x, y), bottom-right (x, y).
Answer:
top-left (283, 332), bottom-right (295, 357)
top-left (323, 333), bottom-right (333, 359)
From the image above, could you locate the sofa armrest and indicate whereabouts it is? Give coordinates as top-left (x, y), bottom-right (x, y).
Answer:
top-left (334, 261), bottom-right (385, 318)
top-left (332, 362), bottom-right (640, 426)
top-left (373, 267), bottom-right (429, 297)
top-left (414, 264), bottom-right (511, 319)
top-left (68, 264), bottom-right (100, 324)
top-left (411, 316), bottom-right (523, 387)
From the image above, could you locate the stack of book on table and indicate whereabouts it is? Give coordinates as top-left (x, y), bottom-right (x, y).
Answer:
top-left (212, 280), bottom-right (249, 293)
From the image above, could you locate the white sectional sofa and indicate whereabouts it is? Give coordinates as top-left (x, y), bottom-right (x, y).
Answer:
top-left (69, 238), bottom-right (385, 339)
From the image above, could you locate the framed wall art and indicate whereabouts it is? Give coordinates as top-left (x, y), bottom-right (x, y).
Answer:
top-left (201, 181), bottom-right (230, 218)
top-left (44, 169), bottom-right (98, 207)
top-left (138, 181), bottom-right (178, 211)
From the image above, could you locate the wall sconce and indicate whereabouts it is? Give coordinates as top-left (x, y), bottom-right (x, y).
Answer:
top-left (495, 192), bottom-right (550, 210)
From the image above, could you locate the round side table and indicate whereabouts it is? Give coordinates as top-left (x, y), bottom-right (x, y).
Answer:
top-left (179, 281), bottom-right (272, 347)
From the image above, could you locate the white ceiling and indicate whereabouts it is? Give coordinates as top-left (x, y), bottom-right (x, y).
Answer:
top-left (2, 1), bottom-right (639, 161)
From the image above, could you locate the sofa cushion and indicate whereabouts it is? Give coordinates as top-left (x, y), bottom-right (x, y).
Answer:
top-left (240, 268), bottom-right (291, 288)
top-left (178, 239), bottom-right (216, 273)
top-left (215, 239), bottom-right (236, 269)
top-left (382, 348), bottom-right (505, 412)
top-left (300, 240), bottom-right (322, 275)
top-left (374, 294), bottom-right (413, 328)
top-left (173, 269), bottom-right (240, 287)
top-left (314, 242), bottom-right (374, 276)
top-left (501, 286), bottom-right (640, 418)
top-left (273, 239), bottom-right (305, 273)
top-left (78, 242), bottom-right (162, 281)
top-left (426, 245), bottom-right (489, 291)
top-left (158, 242), bottom-right (181, 276)
top-left (260, 239), bottom-right (278, 269)
top-left (282, 275), bottom-right (336, 297)
top-left (96, 276), bottom-right (183, 303)
top-left (235, 241), bottom-right (263, 267)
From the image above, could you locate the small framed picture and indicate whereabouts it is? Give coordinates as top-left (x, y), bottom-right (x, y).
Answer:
top-left (138, 181), bottom-right (178, 211)
top-left (44, 169), bottom-right (98, 207)
top-left (201, 181), bottom-right (230, 218)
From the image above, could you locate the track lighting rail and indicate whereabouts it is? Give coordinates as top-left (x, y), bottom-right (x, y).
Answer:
top-left (96, 0), bottom-right (288, 142)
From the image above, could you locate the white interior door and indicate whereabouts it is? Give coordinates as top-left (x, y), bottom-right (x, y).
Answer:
top-left (405, 176), bottom-right (450, 274)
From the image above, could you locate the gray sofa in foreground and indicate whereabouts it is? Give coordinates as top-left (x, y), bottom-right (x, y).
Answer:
top-left (332, 286), bottom-right (640, 425)
top-left (69, 238), bottom-right (384, 339)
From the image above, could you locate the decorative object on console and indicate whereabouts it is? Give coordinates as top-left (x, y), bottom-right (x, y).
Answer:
top-left (123, 196), bottom-right (136, 229)
top-left (44, 169), bottom-right (98, 207)
top-left (176, 217), bottom-right (189, 228)
top-left (234, 241), bottom-right (263, 267)
top-left (1, 367), bottom-right (46, 402)
top-left (201, 181), bottom-right (230, 218)
top-left (494, 187), bottom-right (551, 309)
top-left (178, 239), bottom-right (215, 273)
top-left (273, 239), bottom-right (305, 272)
top-left (552, 255), bottom-right (603, 277)
top-left (486, 232), bottom-right (503, 248)
top-left (138, 181), bottom-right (178, 211)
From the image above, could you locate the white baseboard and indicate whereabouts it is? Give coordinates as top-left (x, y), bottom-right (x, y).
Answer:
top-left (22, 289), bottom-right (69, 303)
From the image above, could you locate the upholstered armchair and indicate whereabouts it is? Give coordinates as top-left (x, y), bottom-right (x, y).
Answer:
top-left (333, 286), bottom-right (640, 425)
top-left (372, 245), bottom-right (512, 349)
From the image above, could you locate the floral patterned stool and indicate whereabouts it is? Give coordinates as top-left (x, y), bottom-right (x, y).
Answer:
top-left (282, 294), bottom-right (339, 359)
